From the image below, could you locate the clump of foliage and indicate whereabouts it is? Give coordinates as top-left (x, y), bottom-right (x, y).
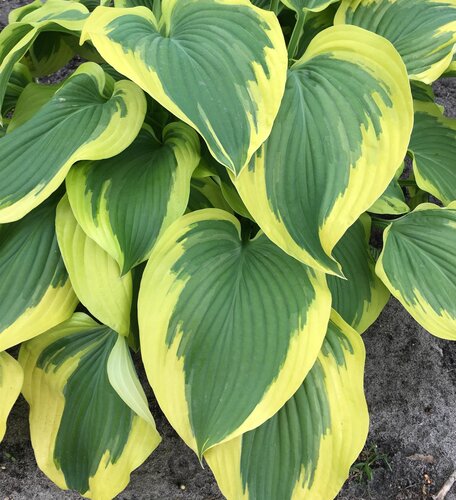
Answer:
top-left (0, 0), bottom-right (455, 498)
top-left (351, 444), bottom-right (392, 483)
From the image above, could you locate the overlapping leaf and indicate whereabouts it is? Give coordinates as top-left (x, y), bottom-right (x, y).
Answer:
top-left (234, 25), bottom-right (413, 275)
top-left (0, 195), bottom-right (77, 352)
top-left (0, 0), bottom-right (89, 116)
top-left (66, 122), bottom-right (200, 274)
top-left (0, 62), bottom-right (146, 223)
top-left (336, 0), bottom-right (456, 83)
top-left (81, 0), bottom-right (287, 174)
top-left (2, 62), bottom-right (31, 116)
top-left (0, 352), bottom-right (23, 442)
top-left (138, 209), bottom-right (331, 456)
top-left (282, 0), bottom-right (339, 13)
top-left (376, 203), bottom-right (456, 340)
top-left (56, 196), bottom-right (133, 337)
top-left (20, 313), bottom-right (161, 499)
top-left (328, 216), bottom-right (390, 333)
top-left (368, 164), bottom-right (409, 215)
top-left (205, 313), bottom-right (368, 500)
top-left (409, 101), bottom-right (456, 205)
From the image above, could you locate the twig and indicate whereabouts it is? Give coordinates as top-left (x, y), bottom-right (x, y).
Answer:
top-left (433, 470), bottom-right (456, 500)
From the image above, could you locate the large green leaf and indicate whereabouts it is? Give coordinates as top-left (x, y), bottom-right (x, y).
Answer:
top-left (66, 122), bottom-right (200, 275)
top-left (376, 203), bottom-right (456, 340)
top-left (0, 195), bottom-right (77, 352)
top-left (0, 0), bottom-right (89, 117)
top-left (336, 0), bottom-right (456, 83)
top-left (234, 25), bottom-right (413, 275)
top-left (19, 313), bottom-right (161, 498)
top-left (206, 313), bottom-right (368, 500)
top-left (81, 0), bottom-right (287, 174)
top-left (409, 101), bottom-right (456, 205)
top-left (328, 216), bottom-right (389, 333)
top-left (56, 196), bottom-right (133, 337)
top-left (0, 62), bottom-right (146, 223)
top-left (0, 352), bottom-right (23, 442)
top-left (138, 209), bottom-right (331, 457)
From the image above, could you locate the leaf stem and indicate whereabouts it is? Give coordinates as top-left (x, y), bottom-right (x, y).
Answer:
top-left (288, 10), bottom-right (307, 60)
top-left (270, 0), bottom-right (280, 15)
top-left (398, 179), bottom-right (417, 187)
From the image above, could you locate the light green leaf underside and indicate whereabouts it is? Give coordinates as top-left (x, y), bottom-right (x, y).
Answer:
top-left (369, 163), bottom-right (409, 215)
top-left (66, 122), bottom-right (200, 275)
top-left (282, 0), bottom-right (339, 13)
top-left (8, 81), bottom-right (61, 133)
top-left (56, 195), bottom-right (133, 337)
top-left (0, 352), bottom-right (24, 442)
top-left (409, 101), bottom-right (456, 205)
top-left (234, 25), bottom-right (413, 275)
top-left (376, 204), bottom-right (456, 340)
top-left (335, 0), bottom-right (456, 83)
top-left (0, 195), bottom-right (77, 352)
top-left (19, 313), bottom-right (161, 498)
top-left (328, 216), bottom-right (389, 333)
top-left (138, 209), bottom-right (331, 457)
top-left (81, 1), bottom-right (287, 174)
top-left (0, 0), bottom-right (89, 117)
top-left (205, 312), bottom-right (368, 500)
top-left (107, 334), bottom-right (155, 426)
top-left (0, 62), bottom-right (146, 223)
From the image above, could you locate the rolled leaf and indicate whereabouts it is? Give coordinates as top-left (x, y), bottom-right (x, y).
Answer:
top-left (2, 62), bottom-right (32, 116)
top-left (328, 216), bottom-right (390, 333)
top-left (409, 101), bottom-right (456, 205)
top-left (0, 352), bottom-right (23, 442)
top-left (0, 0), bottom-right (89, 116)
top-left (66, 122), bottom-right (200, 274)
top-left (188, 177), bottom-right (233, 212)
top-left (19, 313), bottom-right (161, 499)
top-left (335, 0), bottom-right (456, 83)
top-left (56, 195), bottom-right (132, 337)
top-left (234, 25), bottom-right (413, 275)
top-left (205, 312), bottom-right (368, 500)
top-left (376, 203), bottom-right (456, 340)
top-left (0, 195), bottom-right (77, 352)
top-left (24, 32), bottom-right (75, 77)
top-left (81, 1), bottom-right (287, 174)
top-left (138, 209), bottom-right (331, 457)
top-left (0, 62), bottom-right (146, 223)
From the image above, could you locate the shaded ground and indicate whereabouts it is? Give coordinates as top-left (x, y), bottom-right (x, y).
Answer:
top-left (1, 2), bottom-right (456, 498)
top-left (2, 299), bottom-right (456, 500)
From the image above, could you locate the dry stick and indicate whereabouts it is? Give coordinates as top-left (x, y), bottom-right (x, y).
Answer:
top-left (433, 470), bottom-right (456, 500)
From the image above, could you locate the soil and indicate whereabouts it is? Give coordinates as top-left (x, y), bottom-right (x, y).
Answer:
top-left (1, 2), bottom-right (456, 499)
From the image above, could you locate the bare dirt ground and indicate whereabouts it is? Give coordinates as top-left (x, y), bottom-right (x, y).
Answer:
top-left (0, 1), bottom-right (455, 498)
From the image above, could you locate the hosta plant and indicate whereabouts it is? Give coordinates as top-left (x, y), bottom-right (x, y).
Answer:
top-left (0, 0), bottom-right (455, 498)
